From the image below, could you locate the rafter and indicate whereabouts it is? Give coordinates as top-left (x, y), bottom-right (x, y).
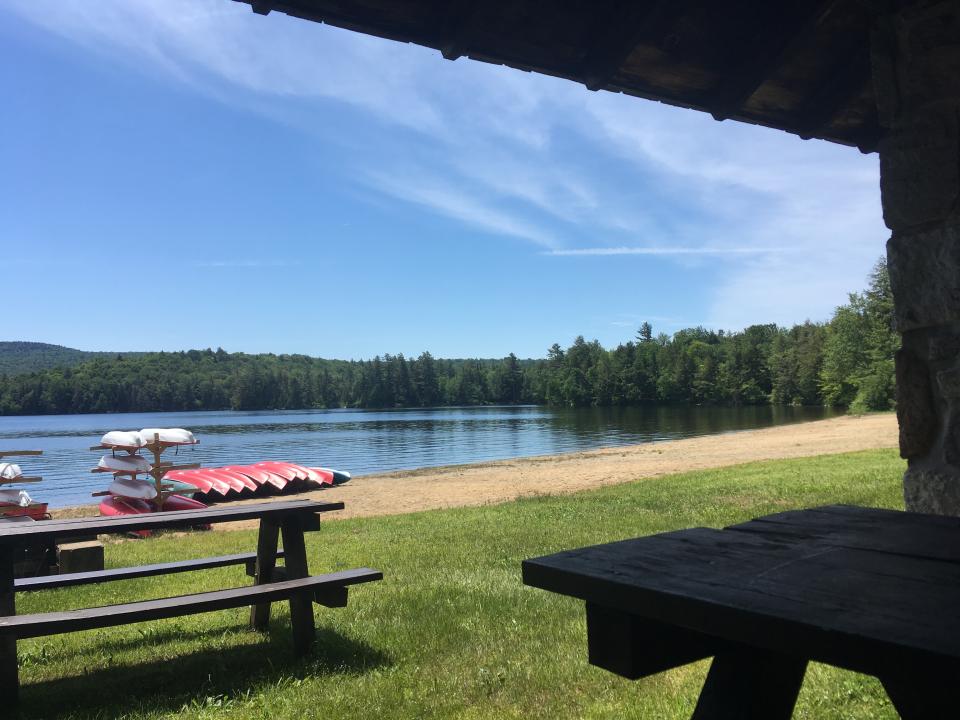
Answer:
top-left (430, 0), bottom-right (477, 61)
top-left (794, 47), bottom-right (872, 139)
top-left (708, 0), bottom-right (840, 121)
top-left (577, 0), bottom-right (673, 92)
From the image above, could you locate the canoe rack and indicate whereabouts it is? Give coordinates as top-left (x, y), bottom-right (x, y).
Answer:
top-left (0, 450), bottom-right (43, 486)
top-left (90, 433), bottom-right (200, 511)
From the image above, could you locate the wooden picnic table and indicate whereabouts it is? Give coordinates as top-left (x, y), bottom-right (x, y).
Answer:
top-left (522, 504), bottom-right (959, 719)
top-left (0, 499), bottom-right (382, 704)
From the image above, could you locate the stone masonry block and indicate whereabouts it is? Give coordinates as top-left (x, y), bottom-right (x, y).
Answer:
top-left (887, 224), bottom-right (960, 331)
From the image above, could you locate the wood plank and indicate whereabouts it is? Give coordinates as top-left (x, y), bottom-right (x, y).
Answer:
top-left (585, 603), bottom-right (718, 679)
top-left (522, 527), bottom-right (960, 678)
top-left (728, 505), bottom-right (960, 563)
top-left (0, 568), bottom-right (382, 639)
top-left (315, 586), bottom-right (348, 608)
top-left (692, 644), bottom-right (807, 719)
top-left (0, 500), bottom-right (343, 546)
top-left (15, 551), bottom-right (286, 591)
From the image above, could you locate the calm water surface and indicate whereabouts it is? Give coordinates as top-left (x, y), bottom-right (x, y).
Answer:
top-left (0, 405), bottom-right (837, 508)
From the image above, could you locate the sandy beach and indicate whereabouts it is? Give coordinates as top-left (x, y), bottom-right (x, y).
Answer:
top-left (55, 413), bottom-right (898, 527)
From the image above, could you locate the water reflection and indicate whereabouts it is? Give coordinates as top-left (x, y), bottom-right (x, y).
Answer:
top-left (0, 405), bottom-right (837, 508)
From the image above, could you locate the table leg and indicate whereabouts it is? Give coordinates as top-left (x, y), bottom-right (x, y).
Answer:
top-left (691, 645), bottom-right (807, 720)
top-left (880, 667), bottom-right (954, 719)
top-left (0, 546), bottom-right (18, 704)
top-left (280, 515), bottom-right (315, 656)
top-left (249, 519), bottom-right (280, 631)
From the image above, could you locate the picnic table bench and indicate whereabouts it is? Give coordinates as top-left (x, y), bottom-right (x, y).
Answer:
top-left (522, 504), bottom-right (959, 719)
top-left (0, 499), bottom-right (382, 704)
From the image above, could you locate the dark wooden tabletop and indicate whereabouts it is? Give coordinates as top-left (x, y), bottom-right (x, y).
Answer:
top-left (0, 499), bottom-right (343, 547)
top-left (522, 504), bottom-right (960, 680)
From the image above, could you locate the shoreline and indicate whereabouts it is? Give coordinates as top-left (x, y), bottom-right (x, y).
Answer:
top-left (51, 413), bottom-right (899, 525)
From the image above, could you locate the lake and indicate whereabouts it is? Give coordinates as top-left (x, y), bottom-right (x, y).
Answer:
top-left (0, 405), bottom-right (838, 508)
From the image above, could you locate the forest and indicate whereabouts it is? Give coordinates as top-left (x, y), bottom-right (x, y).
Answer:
top-left (0, 261), bottom-right (897, 415)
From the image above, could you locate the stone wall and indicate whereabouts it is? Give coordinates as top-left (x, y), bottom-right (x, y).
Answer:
top-left (874, 0), bottom-right (960, 514)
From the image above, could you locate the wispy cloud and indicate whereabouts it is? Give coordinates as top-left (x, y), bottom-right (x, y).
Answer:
top-left (193, 259), bottom-right (295, 268)
top-left (546, 246), bottom-right (789, 257)
top-left (5, 0), bottom-right (886, 331)
top-left (365, 170), bottom-right (558, 248)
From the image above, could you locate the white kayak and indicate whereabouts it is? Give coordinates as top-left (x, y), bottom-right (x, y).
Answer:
top-left (0, 463), bottom-right (22, 481)
top-left (0, 488), bottom-right (31, 506)
top-left (139, 428), bottom-right (197, 446)
top-left (100, 430), bottom-right (145, 451)
top-left (98, 454), bottom-right (152, 474)
top-left (108, 476), bottom-right (157, 500)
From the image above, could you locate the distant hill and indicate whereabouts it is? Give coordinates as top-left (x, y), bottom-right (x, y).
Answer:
top-left (0, 342), bottom-right (138, 376)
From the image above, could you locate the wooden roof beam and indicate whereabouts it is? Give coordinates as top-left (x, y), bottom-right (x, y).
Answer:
top-left (234, 1), bottom-right (422, 47)
top-left (432, 0), bottom-right (478, 61)
top-left (708, 0), bottom-right (840, 121)
top-left (793, 47), bottom-right (872, 141)
top-left (577, 1), bottom-right (674, 92)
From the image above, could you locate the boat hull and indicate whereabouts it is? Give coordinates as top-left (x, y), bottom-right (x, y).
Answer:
top-left (99, 494), bottom-right (209, 536)
top-left (0, 502), bottom-right (49, 521)
top-left (316, 467), bottom-right (351, 484)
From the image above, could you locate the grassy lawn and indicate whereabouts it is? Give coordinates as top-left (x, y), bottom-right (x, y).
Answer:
top-left (15, 449), bottom-right (905, 719)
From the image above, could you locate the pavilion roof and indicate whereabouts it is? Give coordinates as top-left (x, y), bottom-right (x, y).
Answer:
top-left (233, 0), bottom-right (883, 153)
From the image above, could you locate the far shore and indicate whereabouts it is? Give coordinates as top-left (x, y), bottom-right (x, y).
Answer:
top-left (52, 413), bottom-right (899, 527)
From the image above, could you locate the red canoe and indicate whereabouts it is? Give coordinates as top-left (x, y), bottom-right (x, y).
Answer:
top-left (254, 462), bottom-right (299, 482)
top-left (309, 468), bottom-right (335, 486)
top-left (193, 469), bottom-right (246, 495)
top-left (206, 468), bottom-right (258, 494)
top-left (220, 466), bottom-right (285, 493)
top-left (280, 463), bottom-right (332, 486)
top-left (164, 469), bottom-right (213, 494)
top-left (0, 502), bottom-right (49, 521)
top-left (99, 494), bottom-right (209, 536)
top-left (165, 469), bottom-right (232, 497)
top-left (221, 465), bottom-right (274, 488)
top-left (241, 464), bottom-right (289, 491)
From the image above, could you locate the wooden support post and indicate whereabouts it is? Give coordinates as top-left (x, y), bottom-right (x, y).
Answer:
top-left (149, 433), bottom-right (164, 512)
top-left (280, 515), bottom-right (315, 655)
top-left (249, 519), bottom-right (280, 631)
top-left (691, 645), bottom-right (807, 720)
top-left (0, 546), bottom-right (18, 704)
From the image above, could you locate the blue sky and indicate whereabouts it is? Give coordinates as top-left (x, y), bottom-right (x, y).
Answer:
top-left (2, 0), bottom-right (886, 359)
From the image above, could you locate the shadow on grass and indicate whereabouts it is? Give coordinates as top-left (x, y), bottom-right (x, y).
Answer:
top-left (16, 623), bottom-right (392, 719)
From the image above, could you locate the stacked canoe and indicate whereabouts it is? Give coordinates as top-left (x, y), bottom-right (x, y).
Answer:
top-left (165, 462), bottom-right (350, 501)
top-left (95, 428), bottom-right (209, 523)
top-left (0, 450), bottom-right (48, 521)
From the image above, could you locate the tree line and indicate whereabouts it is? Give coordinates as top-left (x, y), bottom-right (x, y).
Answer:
top-left (0, 261), bottom-right (897, 415)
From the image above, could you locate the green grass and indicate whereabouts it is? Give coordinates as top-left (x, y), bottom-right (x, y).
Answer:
top-left (15, 449), bottom-right (906, 719)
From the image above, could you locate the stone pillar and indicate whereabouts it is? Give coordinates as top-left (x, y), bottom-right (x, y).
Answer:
top-left (873, 0), bottom-right (960, 514)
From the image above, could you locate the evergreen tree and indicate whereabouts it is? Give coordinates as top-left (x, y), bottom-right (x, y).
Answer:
top-left (636, 322), bottom-right (653, 343)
